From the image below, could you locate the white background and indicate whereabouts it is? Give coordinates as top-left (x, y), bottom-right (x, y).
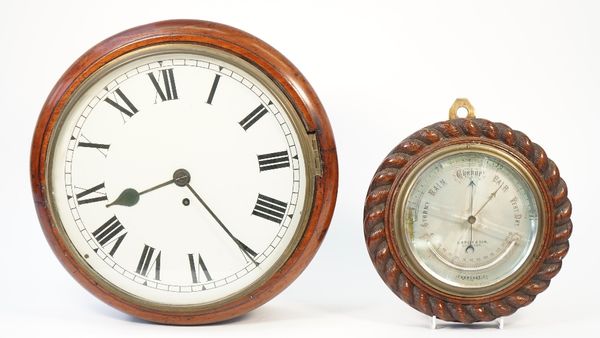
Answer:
top-left (1, 0), bottom-right (598, 336)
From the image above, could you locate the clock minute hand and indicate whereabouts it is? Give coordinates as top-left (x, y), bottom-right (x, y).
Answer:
top-left (473, 183), bottom-right (504, 217)
top-left (185, 183), bottom-right (258, 265)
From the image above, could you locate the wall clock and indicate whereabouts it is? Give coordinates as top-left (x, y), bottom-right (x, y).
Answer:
top-left (363, 99), bottom-right (571, 323)
top-left (30, 20), bottom-right (338, 324)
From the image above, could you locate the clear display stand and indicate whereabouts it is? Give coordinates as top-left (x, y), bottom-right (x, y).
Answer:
top-left (431, 316), bottom-right (504, 329)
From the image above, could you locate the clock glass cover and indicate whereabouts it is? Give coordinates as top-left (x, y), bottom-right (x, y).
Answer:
top-left (46, 44), bottom-right (314, 306)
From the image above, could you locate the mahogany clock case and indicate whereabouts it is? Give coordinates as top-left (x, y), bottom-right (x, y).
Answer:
top-left (30, 20), bottom-right (338, 324)
top-left (363, 117), bottom-right (572, 323)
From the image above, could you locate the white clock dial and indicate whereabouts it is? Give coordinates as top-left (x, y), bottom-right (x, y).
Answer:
top-left (47, 47), bottom-right (311, 305)
top-left (398, 146), bottom-right (541, 290)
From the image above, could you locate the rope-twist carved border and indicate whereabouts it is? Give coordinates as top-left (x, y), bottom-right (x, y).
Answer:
top-left (363, 118), bottom-right (572, 323)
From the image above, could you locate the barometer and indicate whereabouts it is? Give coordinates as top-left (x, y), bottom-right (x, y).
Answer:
top-left (363, 99), bottom-right (571, 323)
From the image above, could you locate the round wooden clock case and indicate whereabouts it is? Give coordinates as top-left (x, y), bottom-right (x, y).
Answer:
top-left (31, 20), bottom-right (338, 324)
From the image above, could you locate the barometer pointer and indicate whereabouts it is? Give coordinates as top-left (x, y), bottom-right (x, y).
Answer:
top-left (464, 183), bottom-right (503, 253)
top-left (466, 180), bottom-right (476, 253)
top-left (473, 183), bottom-right (504, 217)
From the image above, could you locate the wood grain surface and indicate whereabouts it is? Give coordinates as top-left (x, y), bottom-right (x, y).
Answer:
top-left (30, 20), bottom-right (338, 325)
top-left (363, 118), bottom-right (571, 323)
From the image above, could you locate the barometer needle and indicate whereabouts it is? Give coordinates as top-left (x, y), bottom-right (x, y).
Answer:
top-left (473, 183), bottom-right (504, 217)
top-left (466, 180), bottom-right (476, 253)
top-left (468, 180), bottom-right (475, 216)
top-left (185, 183), bottom-right (258, 265)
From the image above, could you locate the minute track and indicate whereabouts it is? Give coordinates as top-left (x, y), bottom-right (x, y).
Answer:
top-left (65, 56), bottom-right (301, 289)
top-left (55, 50), bottom-right (306, 303)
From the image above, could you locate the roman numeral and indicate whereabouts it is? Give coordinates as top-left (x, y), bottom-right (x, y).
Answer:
top-left (239, 104), bottom-right (268, 130)
top-left (92, 216), bottom-right (127, 256)
top-left (252, 194), bottom-right (288, 224)
top-left (77, 142), bottom-right (110, 150)
top-left (188, 253), bottom-right (212, 283)
top-left (258, 150), bottom-right (290, 171)
top-left (206, 74), bottom-right (221, 104)
top-left (136, 244), bottom-right (161, 280)
top-left (76, 135), bottom-right (110, 157)
top-left (76, 183), bottom-right (108, 205)
top-left (148, 68), bottom-right (178, 102)
top-left (104, 88), bottom-right (138, 117)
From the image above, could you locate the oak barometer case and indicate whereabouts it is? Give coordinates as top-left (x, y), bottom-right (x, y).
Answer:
top-left (363, 99), bottom-right (571, 323)
top-left (31, 20), bottom-right (337, 324)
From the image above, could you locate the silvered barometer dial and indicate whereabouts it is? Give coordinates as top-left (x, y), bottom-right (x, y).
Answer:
top-left (398, 145), bottom-right (540, 292)
top-left (364, 99), bottom-right (571, 323)
top-left (31, 20), bottom-right (338, 324)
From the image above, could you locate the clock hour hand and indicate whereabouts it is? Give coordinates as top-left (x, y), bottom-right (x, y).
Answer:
top-left (185, 182), bottom-right (258, 264)
top-left (106, 169), bottom-right (190, 207)
top-left (106, 187), bottom-right (143, 207)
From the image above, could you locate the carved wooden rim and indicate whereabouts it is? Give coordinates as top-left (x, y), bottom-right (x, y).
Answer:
top-left (363, 118), bottom-right (571, 323)
top-left (31, 20), bottom-right (338, 325)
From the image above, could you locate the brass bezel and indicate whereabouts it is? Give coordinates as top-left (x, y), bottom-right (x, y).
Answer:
top-left (44, 43), bottom-right (317, 312)
top-left (391, 142), bottom-right (547, 298)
